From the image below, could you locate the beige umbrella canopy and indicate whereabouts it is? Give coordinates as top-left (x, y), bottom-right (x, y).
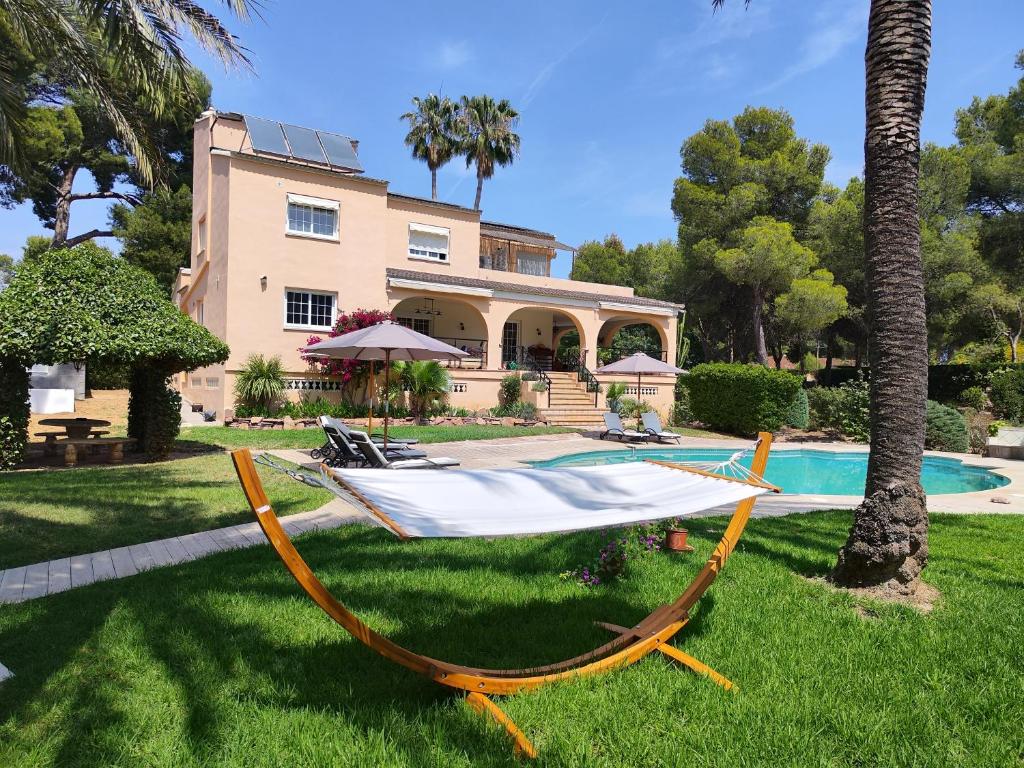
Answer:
top-left (304, 321), bottom-right (468, 446)
top-left (595, 352), bottom-right (687, 407)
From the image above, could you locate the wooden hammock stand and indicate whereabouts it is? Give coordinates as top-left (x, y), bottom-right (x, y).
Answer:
top-left (231, 432), bottom-right (775, 759)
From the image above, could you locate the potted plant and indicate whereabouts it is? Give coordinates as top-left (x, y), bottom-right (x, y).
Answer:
top-left (663, 518), bottom-right (693, 552)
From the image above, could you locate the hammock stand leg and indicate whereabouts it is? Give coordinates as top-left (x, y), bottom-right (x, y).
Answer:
top-left (596, 617), bottom-right (734, 691)
top-left (656, 643), bottom-right (735, 691)
top-left (465, 692), bottom-right (538, 759)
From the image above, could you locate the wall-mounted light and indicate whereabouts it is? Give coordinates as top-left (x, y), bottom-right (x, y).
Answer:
top-left (260, 274), bottom-right (268, 291)
top-left (459, 322), bottom-right (465, 331)
top-left (537, 328), bottom-right (542, 336)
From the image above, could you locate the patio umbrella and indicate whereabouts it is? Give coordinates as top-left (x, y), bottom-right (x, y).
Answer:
top-left (303, 321), bottom-right (468, 447)
top-left (595, 352), bottom-right (687, 421)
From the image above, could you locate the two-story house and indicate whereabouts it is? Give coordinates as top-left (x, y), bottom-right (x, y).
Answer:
top-left (173, 110), bottom-right (683, 425)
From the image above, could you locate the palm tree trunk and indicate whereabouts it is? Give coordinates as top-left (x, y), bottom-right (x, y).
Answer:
top-left (431, 169), bottom-right (438, 201)
top-left (473, 167), bottom-right (484, 211)
top-left (831, 0), bottom-right (932, 593)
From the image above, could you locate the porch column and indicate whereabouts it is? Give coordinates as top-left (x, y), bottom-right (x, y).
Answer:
top-left (581, 312), bottom-right (602, 371)
top-left (484, 312), bottom-right (507, 372)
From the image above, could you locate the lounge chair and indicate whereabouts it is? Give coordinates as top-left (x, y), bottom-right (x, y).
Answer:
top-left (600, 412), bottom-right (647, 441)
top-left (319, 417), bottom-right (426, 467)
top-left (347, 429), bottom-right (460, 469)
top-left (642, 412), bottom-right (683, 443)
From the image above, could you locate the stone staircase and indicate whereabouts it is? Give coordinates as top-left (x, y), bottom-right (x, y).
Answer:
top-left (538, 371), bottom-right (606, 429)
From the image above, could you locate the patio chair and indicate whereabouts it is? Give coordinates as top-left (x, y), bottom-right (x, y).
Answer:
top-left (642, 412), bottom-right (683, 443)
top-left (600, 412), bottom-right (647, 442)
top-left (347, 429), bottom-right (460, 469)
top-left (318, 417), bottom-right (426, 467)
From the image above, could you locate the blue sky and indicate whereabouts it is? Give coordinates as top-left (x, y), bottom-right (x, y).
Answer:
top-left (3, 0), bottom-right (1022, 278)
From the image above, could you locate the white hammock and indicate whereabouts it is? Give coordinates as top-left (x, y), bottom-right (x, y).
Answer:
top-left (322, 460), bottom-right (775, 538)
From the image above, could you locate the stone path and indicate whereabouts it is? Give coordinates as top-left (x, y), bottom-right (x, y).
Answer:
top-left (0, 499), bottom-right (361, 606)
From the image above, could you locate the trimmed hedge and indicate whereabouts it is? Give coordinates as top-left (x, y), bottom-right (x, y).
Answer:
top-left (807, 379), bottom-right (870, 441)
top-left (687, 363), bottom-right (801, 435)
top-left (925, 400), bottom-right (969, 453)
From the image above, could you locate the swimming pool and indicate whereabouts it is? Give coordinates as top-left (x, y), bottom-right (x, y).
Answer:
top-left (530, 448), bottom-right (1009, 496)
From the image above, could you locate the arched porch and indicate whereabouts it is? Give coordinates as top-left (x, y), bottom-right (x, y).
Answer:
top-left (391, 295), bottom-right (490, 369)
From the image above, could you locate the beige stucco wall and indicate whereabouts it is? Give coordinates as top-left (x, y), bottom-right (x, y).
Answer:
top-left (173, 112), bottom-right (681, 419)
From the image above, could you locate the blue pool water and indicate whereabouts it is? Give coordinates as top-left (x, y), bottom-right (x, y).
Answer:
top-left (530, 448), bottom-right (1009, 496)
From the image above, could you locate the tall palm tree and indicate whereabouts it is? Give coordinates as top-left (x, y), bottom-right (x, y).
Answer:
top-left (0, 0), bottom-right (258, 183)
top-left (459, 95), bottom-right (520, 211)
top-left (400, 93), bottom-right (459, 201)
top-left (713, 0), bottom-right (933, 592)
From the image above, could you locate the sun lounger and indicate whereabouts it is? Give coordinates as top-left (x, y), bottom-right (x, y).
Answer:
top-left (600, 412), bottom-right (647, 442)
top-left (347, 429), bottom-right (460, 469)
top-left (319, 417), bottom-right (425, 467)
top-left (642, 412), bottom-right (682, 443)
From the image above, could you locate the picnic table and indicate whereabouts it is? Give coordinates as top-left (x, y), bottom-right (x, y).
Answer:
top-left (35, 418), bottom-right (133, 466)
top-left (38, 417), bottom-right (111, 440)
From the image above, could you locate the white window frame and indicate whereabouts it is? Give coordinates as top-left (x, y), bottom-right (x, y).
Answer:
top-left (408, 222), bottom-right (450, 263)
top-left (285, 193), bottom-right (340, 242)
top-left (283, 289), bottom-right (337, 331)
top-left (196, 215), bottom-right (208, 259)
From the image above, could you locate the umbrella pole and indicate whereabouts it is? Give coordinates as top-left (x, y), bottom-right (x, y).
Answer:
top-left (384, 350), bottom-right (391, 450)
top-left (637, 372), bottom-right (642, 431)
top-left (368, 360), bottom-right (375, 435)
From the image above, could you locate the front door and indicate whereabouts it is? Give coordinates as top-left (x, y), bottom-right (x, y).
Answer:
top-left (501, 321), bottom-right (520, 367)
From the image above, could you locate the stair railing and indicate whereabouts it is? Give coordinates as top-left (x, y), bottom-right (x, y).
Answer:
top-left (558, 348), bottom-right (600, 408)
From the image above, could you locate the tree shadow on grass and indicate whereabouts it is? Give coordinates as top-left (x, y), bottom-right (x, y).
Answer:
top-left (1, 527), bottom-right (722, 767)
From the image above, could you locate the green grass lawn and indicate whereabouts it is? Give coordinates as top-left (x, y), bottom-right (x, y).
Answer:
top-left (178, 424), bottom-right (577, 451)
top-left (1, 510), bottom-right (1021, 766)
top-left (0, 455), bottom-right (330, 569)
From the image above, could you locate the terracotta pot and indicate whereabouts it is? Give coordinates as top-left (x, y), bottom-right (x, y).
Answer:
top-left (664, 527), bottom-right (694, 553)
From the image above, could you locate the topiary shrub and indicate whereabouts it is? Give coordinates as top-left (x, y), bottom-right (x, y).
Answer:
top-left (687, 363), bottom-right (801, 435)
top-left (0, 244), bottom-right (228, 467)
top-left (807, 378), bottom-right (870, 441)
top-left (989, 369), bottom-right (1024, 423)
top-left (925, 400), bottom-right (969, 453)
top-left (784, 388), bottom-right (810, 429)
top-left (0, 360), bottom-right (30, 469)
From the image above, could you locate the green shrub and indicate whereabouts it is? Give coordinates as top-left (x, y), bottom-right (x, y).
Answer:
top-left (801, 352), bottom-right (820, 372)
top-left (784, 388), bottom-right (810, 430)
top-left (671, 386), bottom-right (693, 427)
top-left (499, 374), bottom-right (521, 408)
top-left (491, 401), bottom-right (537, 419)
top-left (530, 380), bottom-right (548, 392)
top-left (605, 382), bottom-right (627, 412)
top-left (520, 371), bottom-right (539, 382)
top-left (234, 355), bottom-right (286, 411)
top-left (957, 385), bottom-right (988, 411)
top-left (989, 369), bottom-right (1024, 422)
top-left (687, 363), bottom-right (802, 435)
top-left (925, 400), bottom-right (969, 453)
top-left (0, 360), bottom-right (30, 470)
top-left (807, 378), bottom-right (870, 441)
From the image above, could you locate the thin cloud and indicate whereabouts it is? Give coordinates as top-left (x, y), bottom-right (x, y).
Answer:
top-left (756, 0), bottom-right (867, 93)
top-left (520, 10), bottom-right (610, 109)
top-left (436, 40), bottom-right (473, 71)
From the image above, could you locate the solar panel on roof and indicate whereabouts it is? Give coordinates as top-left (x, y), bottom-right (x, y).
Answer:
top-left (244, 115), bottom-right (289, 156)
top-left (318, 131), bottom-right (363, 172)
top-left (281, 123), bottom-right (328, 165)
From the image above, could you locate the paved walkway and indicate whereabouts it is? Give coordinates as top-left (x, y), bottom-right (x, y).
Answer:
top-left (0, 499), bottom-right (361, 606)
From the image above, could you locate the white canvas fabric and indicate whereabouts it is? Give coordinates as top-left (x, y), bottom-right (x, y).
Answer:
top-left (326, 462), bottom-right (769, 538)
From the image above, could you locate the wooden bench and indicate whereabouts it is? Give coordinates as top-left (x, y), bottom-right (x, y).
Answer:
top-left (51, 437), bottom-right (135, 467)
top-left (35, 430), bottom-right (110, 456)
